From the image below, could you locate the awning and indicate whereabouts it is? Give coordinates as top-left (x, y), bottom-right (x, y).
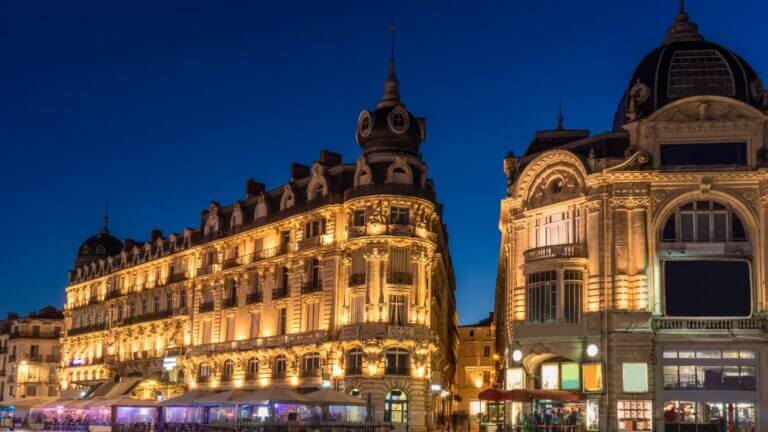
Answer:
top-left (479, 389), bottom-right (582, 402)
top-left (248, 387), bottom-right (311, 404)
top-left (193, 390), bottom-right (268, 407)
top-left (304, 389), bottom-right (366, 406)
top-left (86, 397), bottom-right (158, 408)
top-left (159, 391), bottom-right (211, 407)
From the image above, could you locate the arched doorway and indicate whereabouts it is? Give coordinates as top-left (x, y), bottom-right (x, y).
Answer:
top-left (384, 389), bottom-right (408, 427)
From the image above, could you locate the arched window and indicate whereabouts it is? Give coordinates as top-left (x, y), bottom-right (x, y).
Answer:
top-left (661, 200), bottom-right (747, 243)
top-left (385, 348), bottom-right (410, 375)
top-left (274, 355), bottom-right (287, 378)
top-left (222, 360), bottom-right (235, 382)
top-left (247, 358), bottom-right (259, 380)
top-left (347, 349), bottom-right (363, 375)
top-left (198, 363), bottom-right (211, 382)
top-left (384, 389), bottom-right (408, 423)
top-left (392, 167), bottom-right (408, 184)
top-left (301, 352), bottom-right (321, 378)
top-left (348, 388), bottom-right (361, 397)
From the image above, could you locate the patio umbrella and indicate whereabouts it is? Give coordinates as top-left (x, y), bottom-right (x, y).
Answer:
top-left (193, 390), bottom-right (268, 406)
top-left (305, 389), bottom-right (366, 406)
top-left (99, 396), bottom-right (158, 407)
top-left (478, 388), bottom-right (508, 402)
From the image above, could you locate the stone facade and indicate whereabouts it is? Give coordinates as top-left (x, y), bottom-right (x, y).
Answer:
top-left (61, 57), bottom-right (457, 432)
top-left (454, 314), bottom-right (497, 432)
top-left (496, 6), bottom-right (768, 432)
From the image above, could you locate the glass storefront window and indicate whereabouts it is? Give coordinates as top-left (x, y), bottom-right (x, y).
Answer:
top-left (679, 351), bottom-right (695, 359)
top-left (696, 350), bottom-right (721, 359)
top-left (506, 368), bottom-right (524, 390)
top-left (582, 363), bottom-right (603, 392)
top-left (666, 401), bottom-right (755, 431)
top-left (740, 350), bottom-right (756, 359)
top-left (663, 350), bottom-right (678, 359)
top-left (740, 366), bottom-right (756, 390)
top-left (586, 399), bottom-right (599, 432)
top-left (622, 363), bottom-right (648, 393)
top-left (697, 365), bottom-right (723, 390)
top-left (723, 350), bottom-right (739, 359)
top-left (541, 363), bottom-right (559, 390)
top-left (561, 362), bottom-right (580, 390)
top-left (617, 400), bottom-right (651, 432)
top-left (663, 365), bottom-right (679, 390)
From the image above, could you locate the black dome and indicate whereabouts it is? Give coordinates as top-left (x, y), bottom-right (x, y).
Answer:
top-left (613, 8), bottom-right (765, 130)
top-left (356, 60), bottom-right (425, 156)
top-left (76, 222), bottom-right (123, 266)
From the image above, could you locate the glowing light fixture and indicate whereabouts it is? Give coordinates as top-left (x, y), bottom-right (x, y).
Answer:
top-left (512, 349), bottom-right (523, 362)
top-left (586, 344), bottom-right (599, 358)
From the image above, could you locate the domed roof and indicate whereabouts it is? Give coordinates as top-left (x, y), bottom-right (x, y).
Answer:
top-left (613, 5), bottom-right (765, 130)
top-left (76, 218), bottom-right (123, 266)
top-left (356, 59), bottom-right (426, 156)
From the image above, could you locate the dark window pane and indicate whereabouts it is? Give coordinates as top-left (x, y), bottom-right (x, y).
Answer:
top-left (664, 260), bottom-right (750, 316)
top-left (662, 217), bottom-right (677, 241)
top-left (660, 142), bottom-right (747, 167)
top-left (732, 216), bottom-right (747, 241)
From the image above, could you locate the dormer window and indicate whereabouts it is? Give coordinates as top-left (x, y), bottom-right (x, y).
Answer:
top-left (388, 106), bottom-right (409, 134)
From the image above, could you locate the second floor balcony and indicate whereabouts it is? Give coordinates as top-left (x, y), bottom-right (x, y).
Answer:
top-left (246, 291), bottom-right (263, 304)
top-left (349, 273), bottom-right (366, 287)
top-left (222, 297), bottom-right (237, 309)
top-left (301, 280), bottom-right (322, 294)
top-left (298, 236), bottom-right (322, 250)
top-left (272, 287), bottom-right (289, 300)
top-left (524, 243), bottom-right (585, 263)
top-left (387, 271), bottom-right (413, 285)
top-left (199, 302), bottom-right (215, 313)
top-left (188, 330), bottom-right (326, 356)
top-left (68, 322), bottom-right (107, 337)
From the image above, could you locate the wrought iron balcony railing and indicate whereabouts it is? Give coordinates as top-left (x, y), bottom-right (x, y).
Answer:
top-left (272, 287), bottom-right (289, 300)
top-left (301, 281), bottom-right (322, 294)
top-left (246, 292), bottom-right (263, 304)
top-left (349, 273), bottom-right (366, 287)
top-left (387, 272), bottom-right (413, 285)
top-left (199, 302), bottom-right (215, 313)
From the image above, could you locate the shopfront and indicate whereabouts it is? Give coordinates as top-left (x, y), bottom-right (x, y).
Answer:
top-left (658, 347), bottom-right (759, 432)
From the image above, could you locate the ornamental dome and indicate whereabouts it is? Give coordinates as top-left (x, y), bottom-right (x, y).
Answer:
top-left (356, 59), bottom-right (426, 157)
top-left (76, 218), bottom-right (123, 266)
top-left (613, 4), bottom-right (765, 130)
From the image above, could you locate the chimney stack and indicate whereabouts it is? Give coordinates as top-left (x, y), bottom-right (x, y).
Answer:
top-left (245, 178), bottom-right (265, 198)
top-left (291, 163), bottom-right (310, 180)
top-left (319, 150), bottom-right (342, 166)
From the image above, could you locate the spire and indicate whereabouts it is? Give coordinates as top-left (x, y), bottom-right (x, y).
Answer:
top-left (101, 196), bottom-right (110, 234)
top-left (377, 20), bottom-right (401, 109)
top-left (556, 99), bottom-right (564, 130)
top-left (664, 0), bottom-right (703, 45)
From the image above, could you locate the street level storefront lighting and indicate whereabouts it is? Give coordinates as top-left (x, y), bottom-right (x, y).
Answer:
top-left (512, 349), bottom-right (523, 363)
top-left (586, 344), bottom-right (599, 358)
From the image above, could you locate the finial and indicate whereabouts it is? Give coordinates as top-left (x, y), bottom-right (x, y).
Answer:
top-left (664, 0), bottom-right (703, 44)
top-left (556, 99), bottom-right (564, 130)
top-left (377, 19), bottom-right (401, 109)
top-left (102, 196), bottom-right (110, 233)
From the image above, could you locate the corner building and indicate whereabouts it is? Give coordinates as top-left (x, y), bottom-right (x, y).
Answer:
top-left (61, 58), bottom-right (457, 432)
top-left (497, 6), bottom-right (768, 432)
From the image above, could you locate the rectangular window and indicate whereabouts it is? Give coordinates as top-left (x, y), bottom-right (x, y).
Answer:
top-left (541, 363), bottom-right (559, 390)
top-left (389, 294), bottom-right (408, 325)
top-left (351, 295), bottom-right (365, 324)
top-left (303, 302), bottom-right (320, 332)
top-left (505, 368), bottom-right (525, 390)
top-left (582, 363), bottom-right (603, 392)
top-left (225, 316), bottom-right (235, 342)
top-left (617, 400), bottom-right (652, 432)
top-left (353, 210), bottom-right (366, 227)
top-left (622, 363), bottom-right (649, 393)
top-left (304, 219), bottom-right (326, 238)
top-left (531, 210), bottom-right (579, 248)
top-left (201, 320), bottom-right (212, 345)
top-left (387, 247), bottom-right (412, 284)
top-left (526, 271), bottom-right (557, 323)
top-left (277, 308), bottom-right (287, 336)
top-left (561, 362), bottom-right (580, 390)
top-left (660, 142), bottom-right (747, 167)
top-left (483, 346), bottom-right (491, 357)
top-left (250, 312), bottom-right (260, 339)
top-left (563, 270), bottom-right (583, 323)
top-left (25, 385), bottom-right (36, 397)
top-left (390, 207), bottom-right (410, 225)
top-left (664, 260), bottom-right (750, 316)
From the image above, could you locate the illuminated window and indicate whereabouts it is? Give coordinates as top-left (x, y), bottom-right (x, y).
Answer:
top-left (301, 352), bottom-right (321, 378)
top-left (662, 201), bottom-right (747, 242)
top-left (505, 368), bottom-right (524, 390)
top-left (246, 358), bottom-right (259, 380)
top-left (347, 349), bottom-right (363, 375)
top-left (541, 363), bottom-right (559, 390)
top-left (527, 271), bottom-right (557, 323)
top-left (273, 355), bottom-right (287, 378)
top-left (622, 363), bottom-right (649, 393)
top-left (561, 362), bottom-right (580, 390)
top-left (563, 270), bottom-right (583, 323)
top-left (582, 363), bottom-right (603, 392)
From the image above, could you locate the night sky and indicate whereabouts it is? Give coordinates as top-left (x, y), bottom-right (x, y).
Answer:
top-left (2, 1), bottom-right (767, 324)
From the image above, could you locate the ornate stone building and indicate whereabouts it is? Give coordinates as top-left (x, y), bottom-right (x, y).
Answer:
top-left (497, 5), bottom-right (768, 432)
top-left (61, 56), bottom-right (457, 431)
top-left (454, 313), bottom-right (498, 432)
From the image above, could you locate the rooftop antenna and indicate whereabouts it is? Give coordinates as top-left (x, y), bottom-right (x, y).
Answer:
top-left (377, 18), bottom-right (401, 108)
top-left (388, 17), bottom-right (396, 61)
top-left (102, 195), bottom-right (110, 233)
top-left (679, 0), bottom-right (685, 15)
top-left (556, 98), bottom-right (565, 130)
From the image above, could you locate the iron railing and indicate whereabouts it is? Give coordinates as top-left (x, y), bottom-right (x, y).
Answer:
top-left (246, 292), bottom-right (263, 304)
top-left (523, 243), bottom-right (586, 263)
top-left (386, 272), bottom-right (413, 285)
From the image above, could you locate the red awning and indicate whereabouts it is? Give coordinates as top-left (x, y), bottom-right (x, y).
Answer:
top-left (478, 389), bottom-right (582, 402)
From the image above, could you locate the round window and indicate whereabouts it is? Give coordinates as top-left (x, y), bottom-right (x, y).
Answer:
top-left (387, 106), bottom-right (409, 134)
top-left (548, 178), bottom-right (565, 195)
top-left (358, 111), bottom-right (372, 137)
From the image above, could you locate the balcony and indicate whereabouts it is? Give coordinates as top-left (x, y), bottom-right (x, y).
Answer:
top-left (122, 310), bottom-right (173, 325)
top-left (653, 318), bottom-right (767, 333)
top-left (199, 302), bottom-right (215, 313)
top-left (385, 367), bottom-right (410, 376)
top-left (68, 322), bottom-right (107, 336)
top-left (387, 224), bottom-right (415, 236)
top-left (168, 273), bottom-right (188, 283)
top-left (222, 258), bottom-right (241, 270)
top-left (339, 323), bottom-right (433, 341)
top-left (349, 273), bottom-right (366, 287)
top-left (387, 272), bottom-right (413, 285)
top-left (344, 183), bottom-right (436, 203)
top-left (348, 226), bottom-right (366, 238)
top-left (9, 331), bottom-right (59, 340)
top-left (256, 245), bottom-right (289, 260)
top-left (46, 354), bottom-right (61, 363)
top-left (188, 330), bottom-right (326, 356)
top-left (301, 280), bottom-right (322, 294)
top-left (246, 292), bottom-right (263, 304)
top-left (298, 236), bottom-right (321, 250)
top-left (105, 290), bottom-right (121, 300)
top-left (26, 354), bottom-right (43, 362)
top-left (272, 287), bottom-right (289, 300)
top-left (523, 243), bottom-right (586, 263)
top-left (222, 297), bottom-right (237, 309)
top-left (197, 264), bottom-right (220, 276)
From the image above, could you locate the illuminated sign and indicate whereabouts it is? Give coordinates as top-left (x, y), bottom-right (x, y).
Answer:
top-left (163, 356), bottom-right (177, 371)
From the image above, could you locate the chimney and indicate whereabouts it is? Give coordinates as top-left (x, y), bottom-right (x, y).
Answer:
top-left (319, 150), bottom-right (342, 166)
top-left (245, 178), bottom-right (265, 198)
top-left (151, 229), bottom-right (163, 242)
top-left (291, 163), bottom-right (310, 180)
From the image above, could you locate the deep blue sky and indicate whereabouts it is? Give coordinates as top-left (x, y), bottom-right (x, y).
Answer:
top-left (2, 1), bottom-right (766, 324)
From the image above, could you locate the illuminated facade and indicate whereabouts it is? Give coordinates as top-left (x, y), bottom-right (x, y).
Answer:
top-left (0, 307), bottom-right (63, 404)
top-left (60, 56), bottom-right (457, 431)
top-left (455, 313), bottom-right (498, 431)
top-left (497, 5), bottom-right (768, 432)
